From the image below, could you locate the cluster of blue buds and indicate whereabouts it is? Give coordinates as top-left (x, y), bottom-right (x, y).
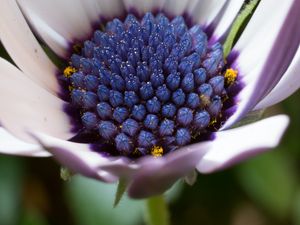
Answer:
top-left (65, 12), bottom-right (235, 157)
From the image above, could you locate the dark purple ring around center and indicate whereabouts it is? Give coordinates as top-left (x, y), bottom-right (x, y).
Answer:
top-left (57, 10), bottom-right (243, 158)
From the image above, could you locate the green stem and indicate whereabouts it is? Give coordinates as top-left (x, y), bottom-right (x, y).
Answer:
top-left (113, 178), bottom-right (127, 207)
top-left (223, 0), bottom-right (260, 58)
top-left (144, 195), bottom-right (170, 225)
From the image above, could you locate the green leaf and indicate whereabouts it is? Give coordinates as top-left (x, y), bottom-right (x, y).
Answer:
top-left (0, 156), bottom-right (24, 225)
top-left (114, 178), bottom-right (128, 207)
top-left (60, 167), bottom-right (74, 181)
top-left (292, 189), bottom-right (300, 225)
top-left (237, 151), bottom-right (296, 219)
top-left (223, 0), bottom-right (260, 57)
top-left (41, 45), bottom-right (65, 69)
top-left (144, 195), bottom-right (170, 225)
top-left (65, 176), bottom-right (143, 225)
top-left (20, 209), bottom-right (50, 225)
top-left (231, 109), bottom-right (265, 128)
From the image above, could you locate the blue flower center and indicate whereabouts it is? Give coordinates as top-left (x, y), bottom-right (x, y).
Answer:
top-left (63, 12), bottom-right (238, 157)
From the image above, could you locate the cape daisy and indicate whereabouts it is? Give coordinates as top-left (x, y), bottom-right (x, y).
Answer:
top-left (0, 0), bottom-right (299, 198)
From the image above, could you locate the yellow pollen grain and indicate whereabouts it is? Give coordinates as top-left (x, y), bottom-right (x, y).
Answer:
top-left (68, 85), bottom-right (74, 91)
top-left (200, 94), bottom-right (211, 106)
top-left (151, 146), bottom-right (164, 157)
top-left (224, 68), bottom-right (238, 85)
top-left (192, 133), bottom-right (200, 140)
top-left (73, 44), bottom-right (82, 53)
top-left (64, 66), bottom-right (76, 78)
top-left (132, 148), bottom-right (140, 155)
top-left (209, 118), bottom-right (217, 126)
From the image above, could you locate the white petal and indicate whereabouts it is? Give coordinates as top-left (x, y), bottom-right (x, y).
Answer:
top-left (163, 0), bottom-right (189, 16)
top-left (17, 0), bottom-right (91, 57)
top-left (187, 0), bottom-right (226, 27)
top-left (222, 0), bottom-right (300, 129)
top-left (0, 127), bottom-right (50, 157)
top-left (255, 46), bottom-right (300, 110)
top-left (0, 0), bottom-right (59, 95)
top-left (82, 0), bottom-right (125, 22)
top-left (18, 0), bottom-right (125, 57)
top-left (197, 115), bottom-right (290, 173)
top-left (212, 0), bottom-right (244, 39)
top-left (0, 58), bottom-right (74, 142)
top-left (31, 131), bottom-right (136, 182)
top-left (78, 0), bottom-right (102, 23)
top-left (97, 0), bottom-right (125, 17)
top-left (18, 0), bottom-right (91, 40)
top-left (19, 10), bottom-right (69, 58)
top-left (128, 141), bottom-right (209, 198)
top-left (123, 0), bottom-right (166, 14)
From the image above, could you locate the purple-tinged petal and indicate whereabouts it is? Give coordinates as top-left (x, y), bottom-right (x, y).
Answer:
top-left (128, 143), bottom-right (209, 199)
top-left (0, 58), bottom-right (74, 142)
top-left (17, 0), bottom-right (125, 57)
top-left (82, 0), bottom-right (125, 21)
top-left (197, 115), bottom-right (289, 173)
top-left (17, 8), bottom-right (69, 58)
top-left (163, 0), bottom-right (189, 16)
top-left (255, 46), bottom-right (300, 110)
top-left (123, 0), bottom-right (166, 14)
top-left (30, 131), bottom-right (134, 182)
top-left (17, 0), bottom-right (91, 57)
top-left (212, 0), bottom-right (244, 40)
top-left (0, 127), bottom-right (50, 157)
top-left (187, 0), bottom-right (226, 27)
top-left (222, 0), bottom-right (300, 129)
top-left (0, 0), bottom-right (59, 95)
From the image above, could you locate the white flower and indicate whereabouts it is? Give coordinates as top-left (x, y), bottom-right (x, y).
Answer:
top-left (0, 0), bottom-right (298, 198)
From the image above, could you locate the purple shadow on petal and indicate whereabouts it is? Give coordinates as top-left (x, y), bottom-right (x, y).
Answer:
top-left (128, 141), bottom-right (210, 198)
top-left (185, 0), bottom-right (233, 41)
top-left (90, 142), bottom-right (121, 157)
top-left (257, 1), bottom-right (300, 97)
top-left (224, 1), bottom-right (300, 128)
top-left (48, 146), bottom-right (116, 182)
top-left (221, 50), bottom-right (245, 123)
top-left (207, 1), bottom-right (233, 41)
top-left (62, 103), bottom-right (82, 135)
top-left (226, 50), bottom-right (239, 66)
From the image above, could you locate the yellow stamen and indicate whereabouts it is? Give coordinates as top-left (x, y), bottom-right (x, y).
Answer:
top-left (224, 68), bottom-right (238, 85)
top-left (209, 118), bottom-right (217, 126)
top-left (132, 148), bottom-right (140, 156)
top-left (192, 133), bottom-right (200, 140)
top-left (151, 146), bottom-right (164, 157)
top-left (200, 94), bottom-right (211, 106)
top-left (64, 66), bottom-right (76, 78)
top-left (68, 85), bottom-right (74, 91)
top-left (73, 43), bottom-right (82, 53)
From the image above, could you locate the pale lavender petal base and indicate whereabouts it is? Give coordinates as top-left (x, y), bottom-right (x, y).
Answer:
top-left (30, 129), bottom-right (210, 198)
top-left (222, 0), bottom-right (300, 130)
top-left (197, 115), bottom-right (289, 173)
top-left (30, 132), bottom-right (124, 182)
top-left (255, 46), bottom-right (300, 110)
top-left (0, 58), bottom-right (74, 142)
top-left (127, 143), bottom-right (209, 198)
top-left (0, 127), bottom-right (50, 157)
top-left (29, 115), bottom-right (289, 199)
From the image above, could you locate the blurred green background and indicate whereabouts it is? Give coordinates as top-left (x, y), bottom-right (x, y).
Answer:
top-left (0, 46), bottom-right (300, 225)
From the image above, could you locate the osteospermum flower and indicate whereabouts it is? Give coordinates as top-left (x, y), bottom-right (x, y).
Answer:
top-left (0, 0), bottom-right (299, 198)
